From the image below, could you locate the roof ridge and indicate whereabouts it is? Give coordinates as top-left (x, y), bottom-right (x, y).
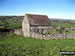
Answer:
top-left (25, 14), bottom-right (47, 16)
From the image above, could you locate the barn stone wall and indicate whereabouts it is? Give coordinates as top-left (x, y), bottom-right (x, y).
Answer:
top-left (22, 15), bottom-right (30, 37)
top-left (30, 26), bottom-right (52, 34)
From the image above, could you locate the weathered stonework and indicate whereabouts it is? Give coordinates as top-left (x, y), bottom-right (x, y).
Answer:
top-left (22, 14), bottom-right (30, 37)
top-left (14, 29), bottom-right (23, 35)
top-left (22, 14), bottom-right (52, 38)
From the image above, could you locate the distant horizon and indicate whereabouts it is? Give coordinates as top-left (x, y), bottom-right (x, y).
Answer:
top-left (0, 14), bottom-right (75, 20)
top-left (0, 13), bottom-right (75, 20)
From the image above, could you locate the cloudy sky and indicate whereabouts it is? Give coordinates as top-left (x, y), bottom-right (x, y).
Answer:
top-left (0, 0), bottom-right (75, 19)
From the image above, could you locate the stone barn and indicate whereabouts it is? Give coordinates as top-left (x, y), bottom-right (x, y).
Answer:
top-left (22, 14), bottom-right (52, 38)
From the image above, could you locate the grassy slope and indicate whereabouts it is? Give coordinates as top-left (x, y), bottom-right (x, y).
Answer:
top-left (0, 16), bottom-right (23, 29)
top-left (0, 34), bottom-right (75, 56)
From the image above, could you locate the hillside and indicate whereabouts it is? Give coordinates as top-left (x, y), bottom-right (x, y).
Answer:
top-left (0, 17), bottom-right (75, 56)
top-left (0, 16), bottom-right (24, 29)
top-left (50, 18), bottom-right (75, 28)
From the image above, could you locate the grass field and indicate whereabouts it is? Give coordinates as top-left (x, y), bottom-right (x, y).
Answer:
top-left (51, 21), bottom-right (75, 28)
top-left (0, 34), bottom-right (75, 56)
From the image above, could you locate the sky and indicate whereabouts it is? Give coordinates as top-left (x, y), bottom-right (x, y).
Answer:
top-left (0, 0), bottom-right (75, 19)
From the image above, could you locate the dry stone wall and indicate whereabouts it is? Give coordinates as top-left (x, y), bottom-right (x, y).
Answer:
top-left (30, 32), bottom-right (75, 39)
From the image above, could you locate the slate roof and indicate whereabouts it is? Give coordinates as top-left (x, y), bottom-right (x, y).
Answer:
top-left (26, 14), bottom-right (51, 26)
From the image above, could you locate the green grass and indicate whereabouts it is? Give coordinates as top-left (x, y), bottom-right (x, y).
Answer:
top-left (0, 34), bottom-right (75, 56)
top-left (51, 22), bottom-right (75, 28)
